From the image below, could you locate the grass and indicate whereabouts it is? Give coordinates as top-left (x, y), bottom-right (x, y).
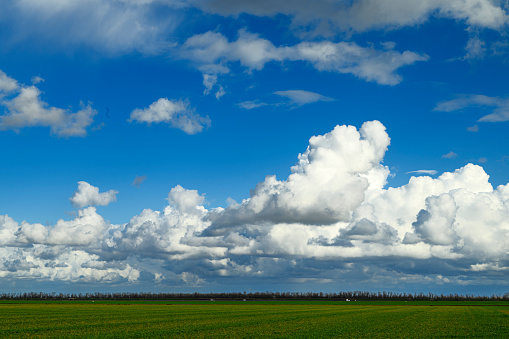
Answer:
top-left (0, 300), bottom-right (508, 338)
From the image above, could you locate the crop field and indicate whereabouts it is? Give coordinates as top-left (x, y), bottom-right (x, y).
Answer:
top-left (0, 300), bottom-right (508, 338)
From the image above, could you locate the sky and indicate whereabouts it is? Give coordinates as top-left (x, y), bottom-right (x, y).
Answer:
top-left (0, 0), bottom-right (509, 295)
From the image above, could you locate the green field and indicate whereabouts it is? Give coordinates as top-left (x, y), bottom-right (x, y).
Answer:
top-left (0, 300), bottom-right (508, 338)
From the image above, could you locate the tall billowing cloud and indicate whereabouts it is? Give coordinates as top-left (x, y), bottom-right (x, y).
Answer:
top-left (180, 30), bottom-right (428, 86)
top-left (0, 70), bottom-right (97, 137)
top-left (1, 121), bottom-right (509, 290)
top-left (206, 120), bottom-right (391, 233)
top-left (129, 98), bottom-right (211, 134)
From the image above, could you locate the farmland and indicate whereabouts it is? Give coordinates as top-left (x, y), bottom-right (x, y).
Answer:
top-left (0, 300), bottom-right (508, 338)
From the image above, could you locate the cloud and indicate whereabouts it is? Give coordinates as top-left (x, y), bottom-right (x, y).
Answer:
top-left (435, 95), bottom-right (509, 122)
top-left (2, 121), bottom-right (509, 290)
top-left (129, 98), bottom-right (211, 134)
top-left (238, 100), bottom-right (267, 110)
top-left (406, 170), bottom-right (438, 175)
top-left (205, 120), bottom-right (391, 233)
top-left (467, 125), bottom-right (479, 132)
top-left (31, 76), bottom-right (44, 85)
top-left (180, 30), bottom-right (428, 86)
top-left (0, 0), bottom-right (184, 55)
top-left (70, 181), bottom-right (118, 208)
top-left (464, 35), bottom-right (487, 60)
top-left (274, 90), bottom-right (334, 106)
top-left (193, 0), bottom-right (509, 34)
top-left (239, 90), bottom-right (333, 110)
top-left (132, 175), bottom-right (147, 187)
top-left (0, 70), bottom-right (97, 137)
top-left (442, 151), bottom-right (458, 159)
top-left (0, 71), bottom-right (19, 93)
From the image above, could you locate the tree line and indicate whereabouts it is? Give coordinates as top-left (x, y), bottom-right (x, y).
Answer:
top-left (1, 291), bottom-right (508, 301)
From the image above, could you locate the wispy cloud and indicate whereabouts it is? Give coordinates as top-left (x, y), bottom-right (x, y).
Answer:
top-left (406, 170), bottom-right (438, 175)
top-left (239, 90), bottom-right (334, 110)
top-left (274, 90), bottom-right (334, 107)
top-left (467, 125), bottom-right (479, 132)
top-left (237, 100), bottom-right (267, 110)
top-left (442, 151), bottom-right (458, 159)
top-left (132, 175), bottom-right (147, 187)
top-left (435, 95), bottom-right (509, 122)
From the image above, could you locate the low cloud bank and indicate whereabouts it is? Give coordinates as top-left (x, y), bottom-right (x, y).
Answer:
top-left (1, 120), bottom-right (508, 289)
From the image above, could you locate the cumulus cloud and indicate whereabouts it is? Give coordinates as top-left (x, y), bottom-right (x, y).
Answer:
top-left (2, 120), bottom-right (509, 290)
top-left (435, 95), bottom-right (509, 122)
top-left (206, 120), bottom-right (391, 233)
top-left (180, 30), bottom-right (428, 86)
top-left (193, 0), bottom-right (509, 34)
top-left (0, 70), bottom-right (96, 137)
top-left (129, 98), bottom-right (211, 134)
top-left (70, 181), bottom-right (118, 208)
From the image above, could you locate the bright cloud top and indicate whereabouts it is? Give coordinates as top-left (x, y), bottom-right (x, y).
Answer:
top-left (129, 98), bottom-right (211, 134)
top-left (1, 121), bottom-right (508, 289)
top-left (70, 181), bottom-right (119, 208)
top-left (180, 30), bottom-right (429, 85)
top-left (0, 70), bottom-right (96, 137)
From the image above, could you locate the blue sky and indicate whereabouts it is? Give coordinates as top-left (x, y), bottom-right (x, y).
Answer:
top-left (1, 0), bottom-right (509, 295)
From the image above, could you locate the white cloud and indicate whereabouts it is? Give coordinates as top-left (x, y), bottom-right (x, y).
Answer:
top-left (435, 95), bottom-right (509, 122)
top-left (31, 76), bottom-right (44, 85)
top-left (406, 170), bottom-right (438, 175)
top-left (129, 98), bottom-right (211, 134)
top-left (19, 207), bottom-right (109, 246)
top-left (180, 30), bottom-right (428, 86)
top-left (274, 90), bottom-right (334, 106)
top-left (202, 74), bottom-right (217, 95)
top-left (442, 151), bottom-right (458, 159)
top-left (70, 181), bottom-right (118, 208)
top-left (2, 120), bottom-right (509, 289)
top-left (206, 120), bottom-right (391, 233)
top-left (193, 0), bottom-right (509, 34)
top-left (0, 71), bottom-right (97, 137)
top-left (0, 71), bottom-right (19, 93)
